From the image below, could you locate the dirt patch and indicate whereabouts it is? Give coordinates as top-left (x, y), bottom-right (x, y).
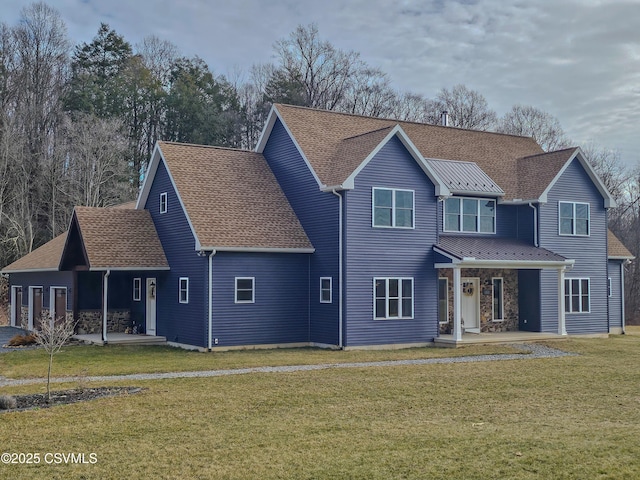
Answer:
top-left (1, 387), bottom-right (143, 413)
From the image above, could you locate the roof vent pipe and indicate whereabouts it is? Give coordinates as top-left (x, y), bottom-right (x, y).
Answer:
top-left (441, 111), bottom-right (449, 127)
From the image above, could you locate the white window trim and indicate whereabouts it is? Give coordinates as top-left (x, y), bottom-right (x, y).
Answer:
top-left (235, 277), bottom-right (255, 304)
top-left (133, 278), bottom-right (141, 301)
top-left (492, 277), bottom-right (504, 322)
top-left (438, 277), bottom-right (448, 324)
top-left (160, 192), bottom-right (168, 214)
top-left (443, 196), bottom-right (496, 234)
top-left (179, 277), bottom-right (189, 304)
top-left (564, 277), bottom-right (591, 313)
top-left (49, 286), bottom-right (68, 322)
top-left (320, 277), bottom-right (332, 303)
top-left (558, 201), bottom-right (590, 237)
top-left (372, 187), bottom-right (415, 229)
top-left (373, 277), bottom-right (414, 320)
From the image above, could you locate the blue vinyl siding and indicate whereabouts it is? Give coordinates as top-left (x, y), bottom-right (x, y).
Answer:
top-left (145, 160), bottom-right (207, 347)
top-left (344, 135), bottom-right (438, 346)
top-left (262, 119), bottom-right (338, 345)
top-left (538, 159), bottom-right (608, 333)
top-left (211, 252), bottom-right (309, 347)
top-left (608, 260), bottom-right (623, 329)
top-left (517, 204), bottom-right (535, 244)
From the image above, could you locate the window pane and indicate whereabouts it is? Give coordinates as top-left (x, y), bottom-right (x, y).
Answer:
top-left (479, 215), bottom-right (494, 233)
top-left (402, 279), bottom-right (412, 297)
top-left (576, 218), bottom-right (588, 235)
top-left (321, 278), bottom-right (330, 290)
top-left (445, 214), bottom-right (460, 231)
top-left (445, 198), bottom-right (460, 214)
top-left (479, 200), bottom-right (494, 216)
top-left (374, 207), bottom-right (392, 226)
top-left (572, 279), bottom-right (580, 292)
top-left (438, 279), bottom-right (447, 323)
top-left (572, 294), bottom-right (580, 312)
top-left (581, 279), bottom-right (589, 294)
top-left (463, 198), bottom-right (478, 215)
top-left (560, 218), bottom-right (573, 235)
top-left (375, 279), bottom-right (386, 298)
top-left (375, 299), bottom-right (386, 318)
top-left (237, 279), bottom-right (253, 290)
top-left (564, 293), bottom-right (571, 313)
top-left (575, 203), bottom-right (589, 219)
top-left (463, 214), bottom-right (477, 232)
top-left (581, 294), bottom-right (589, 312)
top-left (396, 208), bottom-right (413, 227)
top-left (388, 298), bottom-right (399, 317)
top-left (237, 290), bottom-right (253, 302)
top-left (402, 298), bottom-right (412, 318)
top-left (321, 290), bottom-right (331, 302)
top-left (374, 189), bottom-right (392, 207)
top-left (395, 190), bottom-right (413, 208)
top-left (493, 279), bottom-right (503, 320)
top-left (560, 203), bottom-right (573, 218)
top-left (388, 279), bottom-right (398, 298)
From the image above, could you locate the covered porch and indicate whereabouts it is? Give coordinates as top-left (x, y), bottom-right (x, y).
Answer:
top-left (435, 236), bottom-right (574, 342)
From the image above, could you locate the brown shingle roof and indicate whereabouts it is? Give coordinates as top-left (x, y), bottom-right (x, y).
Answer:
top-left (1, 233), bottom-right (67, 273)
top-left (516, 148), bottom-right (578, 200)
top-left (608, 230), bottom-right (634, 259)
top-left (158, 142), bottom-right (313, 251)
top-left (71, 207), bottom-right (168, 270)
top-left (273, 104), bottom-right (544, 199)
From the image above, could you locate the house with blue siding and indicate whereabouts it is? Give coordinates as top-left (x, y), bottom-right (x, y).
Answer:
top-left (2, 104), bottom-right (634, 349)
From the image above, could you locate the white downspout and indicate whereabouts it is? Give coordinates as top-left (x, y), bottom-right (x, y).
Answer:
top-left (529, 203), bottom-right (538, 247)
top-left (331, 189), bottom-right (344, 349)
top-left (102, 269), bottom-right (110, 344)
top-left (208, 250), bottom-right (216, 351)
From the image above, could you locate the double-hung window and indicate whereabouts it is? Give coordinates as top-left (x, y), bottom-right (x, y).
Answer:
top-left (492, 278), bottom-right (504, 321)
top-left (438, 278), bottom-right (448, 324)
top-left (179, 277), bottom-right (189, 304)
top-left (133, 278), bottom-right (141, 301)
top-left (235, 277), bottom-right (255, 303)
top-left (160, 192), bottom-right (168, 214)
top-left (373, 188), bottom-right (414, 228)
top-left (559, 201), bottom-right (589, 236)
top-left (320, 277), bottom-right (332, 303)
top-left (374, 277), bottom-right (413, 319)
top-left (564, 278), bottom-right (590, 313)
top-left (444, 197), bottom-right (495, 233)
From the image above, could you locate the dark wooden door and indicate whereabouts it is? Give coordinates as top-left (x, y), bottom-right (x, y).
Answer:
top-left (54, 288), bottom-right (67, 325)
top-left (13, 287), bottom-right (22, 327)
top-left (32, 288), bottom-right (42, 330)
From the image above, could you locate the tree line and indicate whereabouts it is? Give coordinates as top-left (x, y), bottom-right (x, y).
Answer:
top-left (1, 3), bottom-right (639, 321)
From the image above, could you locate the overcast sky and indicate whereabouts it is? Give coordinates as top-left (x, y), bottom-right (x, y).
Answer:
top-left (3, 0), bottom-right (639, 166)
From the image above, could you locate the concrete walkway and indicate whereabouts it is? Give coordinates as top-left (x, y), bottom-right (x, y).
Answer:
top-left (0, 343), bottom-right (575, 388)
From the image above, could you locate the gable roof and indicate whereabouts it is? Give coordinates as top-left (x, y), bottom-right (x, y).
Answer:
top-left (1, 233), bottom-right (67, 273)
top-left (608, 230), bottom-right (634, 260)
top-left (139, 142), bottom-right (314, 252)
top-left (258, 104), bottom-right (544, 199)
top-left (258, 104), bottom-right (615, 207)
top-left (60, 207), bottom-right (169, 271)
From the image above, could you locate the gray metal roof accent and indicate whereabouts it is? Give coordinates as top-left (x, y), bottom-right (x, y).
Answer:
top-left (436, 236), bottom-right (566, 262)
top-left (427, 158), bottom-right (504, 196)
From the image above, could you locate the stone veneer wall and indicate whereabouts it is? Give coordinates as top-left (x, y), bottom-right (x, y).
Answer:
top-left (76, 310), bottom-right (131, 334)
top-left (438, 268), bottom-right (519, 334)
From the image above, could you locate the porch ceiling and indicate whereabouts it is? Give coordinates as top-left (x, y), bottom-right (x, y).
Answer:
top-left (435, 236), bottom-right (570, 268)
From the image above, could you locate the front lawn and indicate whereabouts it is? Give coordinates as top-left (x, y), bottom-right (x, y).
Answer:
top-left (1, 335), bottom-right (639, 479)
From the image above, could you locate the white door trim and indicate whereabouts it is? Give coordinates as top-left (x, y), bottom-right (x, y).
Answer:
top-left (146, 278), bottom-right (157, 335)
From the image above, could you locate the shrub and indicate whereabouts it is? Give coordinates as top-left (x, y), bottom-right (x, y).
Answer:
top-left (7, 333), bottom-right (37, 346)
top-left (0, 395), bottom-right (17, 410)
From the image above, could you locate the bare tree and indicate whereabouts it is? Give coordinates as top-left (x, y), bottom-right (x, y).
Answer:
top-left (427, 84), bottom-right (497, 130)
top-left (389, 92), bottom-right (430, 122)
top-left (33, 313), bottom-right (76, 402)
top-left (340, 67), bottom-right (397, 118)
top-left (497, 104), bottom-right (570, 151)
top-left (274, 23), bottom-right (362, 110)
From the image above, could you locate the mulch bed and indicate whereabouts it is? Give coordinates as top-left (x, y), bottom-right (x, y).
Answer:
top-left (1, 387), bottom-right (143, 412)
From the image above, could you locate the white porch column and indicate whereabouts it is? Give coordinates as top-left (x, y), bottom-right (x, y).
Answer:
top-left (453, 266), bottom-right (462, 341)
top-left (558, 266), bottom-right (567, 336)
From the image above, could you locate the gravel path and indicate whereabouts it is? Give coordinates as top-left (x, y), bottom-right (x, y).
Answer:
top-left (0, 343), bottom-right (575, 388)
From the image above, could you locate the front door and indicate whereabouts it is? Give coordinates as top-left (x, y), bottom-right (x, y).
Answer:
top-left (30, 287), bottom-right (43, 330)
top-left (11, 286), bottom-right (22, 327)
top-left (146, 278), bottom-right (157, 335)
top-left (52, 288), bottom-right (67, 325)
top-left (461, 278), bottom-right (480, 332)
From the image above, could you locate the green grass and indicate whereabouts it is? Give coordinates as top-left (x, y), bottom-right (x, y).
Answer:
top-left (0, 342), bottom-right (522, 379)
top-left (2, 336), bottom-right (640, 479)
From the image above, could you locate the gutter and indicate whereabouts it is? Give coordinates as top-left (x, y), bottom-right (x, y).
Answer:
top-left (102, 269), bottom-right (110, 344)
top-left (208, 250), bottom-right (216, 351)
top-left (331, 189), bottom-right (344, 349)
